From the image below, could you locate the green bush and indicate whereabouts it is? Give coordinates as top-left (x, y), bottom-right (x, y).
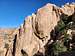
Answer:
top-left (52, 41), bottom-right (67, 56)
top-left (50, 13), bottom-right (74, 56)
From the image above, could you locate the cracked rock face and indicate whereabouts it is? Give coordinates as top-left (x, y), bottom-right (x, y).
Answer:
top-left (0, 3), bottom-right (75, 56)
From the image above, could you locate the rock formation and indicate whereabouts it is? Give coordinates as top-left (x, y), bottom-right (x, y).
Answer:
top-left (0, 3), bottom-right (75, 56)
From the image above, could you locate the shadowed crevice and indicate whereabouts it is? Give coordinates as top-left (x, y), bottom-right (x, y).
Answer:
top-left (21, 49), bottom-right (28, 56)
top-left (12, 34), bottom-right (17, 56)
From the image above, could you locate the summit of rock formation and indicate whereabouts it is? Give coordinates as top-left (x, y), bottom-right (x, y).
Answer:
top-left (0, 3), bottom-right (75, 56)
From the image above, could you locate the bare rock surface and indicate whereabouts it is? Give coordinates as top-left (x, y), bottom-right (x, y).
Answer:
top-left (0, 3), bottom-right (75, 56)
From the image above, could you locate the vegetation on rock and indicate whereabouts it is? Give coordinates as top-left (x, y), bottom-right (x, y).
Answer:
top-left (48, 13), bottom-right (75, 56)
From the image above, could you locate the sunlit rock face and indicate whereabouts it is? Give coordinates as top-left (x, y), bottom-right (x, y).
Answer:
top-left (61, 3), bottom-right (75, 16)
top-left (0, 3), bottom-right (75, 56)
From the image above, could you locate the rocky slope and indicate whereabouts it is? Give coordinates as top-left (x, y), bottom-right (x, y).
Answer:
top-left (0, 3), bottom-right (75, 56)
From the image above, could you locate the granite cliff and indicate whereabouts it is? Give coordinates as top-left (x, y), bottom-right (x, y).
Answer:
top-left (0, 3), bottom-right (75, 56)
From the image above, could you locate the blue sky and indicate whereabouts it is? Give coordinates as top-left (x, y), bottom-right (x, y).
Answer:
top-left (0, 0), bottom-right (75, 28)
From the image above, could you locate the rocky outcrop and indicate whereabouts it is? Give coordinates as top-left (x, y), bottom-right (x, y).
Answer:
top-left (61, 3), bottom-right (75, 16)
top-left (0, 3), bottom-right (75, 56)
